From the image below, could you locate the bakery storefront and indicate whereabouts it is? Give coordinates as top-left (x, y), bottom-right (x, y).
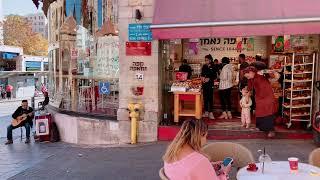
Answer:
top-left (153, 0), bottom-right (320, 139)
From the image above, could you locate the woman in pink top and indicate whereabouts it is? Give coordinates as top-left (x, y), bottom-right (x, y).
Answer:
top-left (163, 120), bottom-right (230, 180)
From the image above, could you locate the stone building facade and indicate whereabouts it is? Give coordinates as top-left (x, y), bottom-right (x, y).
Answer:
top-left (117, 0), bottom-right (159, 143)
top-left (25, 13), bottom-right (48, 38)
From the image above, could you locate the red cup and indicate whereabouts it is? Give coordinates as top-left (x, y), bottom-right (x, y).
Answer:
top-left (288, 157), bottom-right (299, 171)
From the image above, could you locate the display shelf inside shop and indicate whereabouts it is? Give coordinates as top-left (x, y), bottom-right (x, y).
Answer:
top-left (284, 71), bottom-right (313, 75)
top-left (170, 78), bottom-right (202, 93)
top-left (284, 79), bottom-right (312, 83)
top-left (281, 52), bottom-right (316, 129)
top-left (286, 96), bottom-right (312, 100)
top-left (285, 63), bottom-right (314, 66)
top-left (284, 111), bottom-right (310, 117)
top-left (283, 104), bottom-right (311, 108)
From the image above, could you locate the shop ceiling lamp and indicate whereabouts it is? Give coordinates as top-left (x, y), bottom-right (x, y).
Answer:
top-left (151, 17), bottom-right (320, 29)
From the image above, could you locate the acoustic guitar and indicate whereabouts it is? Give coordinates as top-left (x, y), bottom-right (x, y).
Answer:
top-left (11, 113), bottom-right (33, 127)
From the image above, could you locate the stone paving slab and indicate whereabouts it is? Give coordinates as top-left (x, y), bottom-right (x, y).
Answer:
top-left (7, 140), bottom-right (319, 180)
top-left (0, 116), bottom-right (23, 139)
top-left (0, 140), bottom-right (70, 180)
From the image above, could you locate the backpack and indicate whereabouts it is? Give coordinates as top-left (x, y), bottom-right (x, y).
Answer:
top-left (50, 122), bottom-right (60, 142)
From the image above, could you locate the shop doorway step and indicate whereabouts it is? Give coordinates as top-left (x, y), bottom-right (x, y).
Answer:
top-left (158, 118), bottom-right (312, 141)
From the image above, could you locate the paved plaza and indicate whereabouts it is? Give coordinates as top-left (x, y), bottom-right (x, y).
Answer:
top-left (1, 139), bottom-right (318, 180)
top-left (0, 100), bottom-right (318, 180)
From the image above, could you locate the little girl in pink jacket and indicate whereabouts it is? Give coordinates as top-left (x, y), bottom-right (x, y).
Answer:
top-left (240, 88), bottom-right (252, 128)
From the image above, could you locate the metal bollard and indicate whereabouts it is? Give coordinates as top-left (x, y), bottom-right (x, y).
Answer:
top-left (128, 103), bottom-right (142, 144)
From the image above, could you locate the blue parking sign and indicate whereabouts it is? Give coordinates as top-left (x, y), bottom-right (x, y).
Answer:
top-left (99, 82), bottom-right (110, 95)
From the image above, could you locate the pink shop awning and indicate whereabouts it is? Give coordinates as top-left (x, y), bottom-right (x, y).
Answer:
top-left (151, 0), bottom-right (320, 39)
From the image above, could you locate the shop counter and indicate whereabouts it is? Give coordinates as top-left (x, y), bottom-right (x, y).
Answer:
top-left (173, 91), bottom-right (203, 123)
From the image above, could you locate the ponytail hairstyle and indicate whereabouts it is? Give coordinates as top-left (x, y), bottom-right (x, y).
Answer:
top-left (163, 119), bottom-right (208, 163)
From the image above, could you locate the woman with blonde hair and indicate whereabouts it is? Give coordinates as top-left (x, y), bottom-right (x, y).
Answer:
top-left (163, 119), bottom-right (230, 180)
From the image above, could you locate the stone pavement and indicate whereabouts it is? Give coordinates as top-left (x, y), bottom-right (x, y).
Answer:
top-left (2, 139), bottom-right (317, 180)
top-left (0, 139), bottom-right (70, 180)
top-left (0, 115), bottom-right (22, 139)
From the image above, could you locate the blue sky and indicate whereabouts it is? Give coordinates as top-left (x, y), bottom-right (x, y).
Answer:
top-left (3, 0), bottom-right (42, 16)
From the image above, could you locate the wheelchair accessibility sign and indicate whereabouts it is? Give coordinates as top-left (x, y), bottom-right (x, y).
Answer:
top-left (99, 82), bottom-right (110, 95)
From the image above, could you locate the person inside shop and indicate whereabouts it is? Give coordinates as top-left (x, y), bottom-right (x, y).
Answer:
top-left (243, 66), bottom-right (276, 138)
top-left (5, 100), bottom-right (34, 145)
top-left (238, 54), bottom-right (255, 114)
top-left (179, 59), bottom-right (193, 79)
top-left (163, 119), bottom-right (231, 180)
top-left (252, 54), bottom-right (267, 72)
top-left (213, 59), bottom-right (222, 78)
top-left (201, 54), bottom-right (218, 119)
top-left (238, 54), bottom-right (249, 90)
top-left (218, 57), bottom-right (234, 120)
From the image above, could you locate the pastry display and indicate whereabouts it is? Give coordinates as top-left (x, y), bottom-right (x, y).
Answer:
top-left (285, 92), bottom-right (311, 99)
top-left (170, 78), bottom-right (202, 92)
top-left (282, 53), bottom-right (315, 126)
top-left (286, 86), bottom-right (311, 91)
top-left (284, 110), bottom-right (310, 117)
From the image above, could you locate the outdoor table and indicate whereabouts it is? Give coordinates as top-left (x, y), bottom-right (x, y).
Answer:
top-left (237, 161), bottom-right (320, 180)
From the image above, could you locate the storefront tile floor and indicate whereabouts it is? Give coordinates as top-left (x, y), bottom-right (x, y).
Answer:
top-left (159, 115), bottom-right (313, 140)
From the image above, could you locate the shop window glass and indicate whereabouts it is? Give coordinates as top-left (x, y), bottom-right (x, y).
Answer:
top-left (49, 26), bottom-right (119, 117)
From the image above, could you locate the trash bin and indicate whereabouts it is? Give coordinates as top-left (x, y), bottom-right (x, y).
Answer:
top-left (35, 113), bottom-right (52, 142)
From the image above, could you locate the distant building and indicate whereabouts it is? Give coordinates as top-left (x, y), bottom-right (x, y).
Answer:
top-left (0, 45), bottom-right (48, 98)
top-left (0, 45), bottom-right (23, 71)
top-left (0, 0), bottom-right (3, 44)
top-left (25, 13), bottom-right (48, 38)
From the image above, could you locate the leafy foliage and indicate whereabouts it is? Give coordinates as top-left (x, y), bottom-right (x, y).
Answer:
top-left (1, 15), bottom-right (48, 56)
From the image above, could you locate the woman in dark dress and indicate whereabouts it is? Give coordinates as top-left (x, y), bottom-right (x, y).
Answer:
top-left (243, 66), bottom-right (276, 137)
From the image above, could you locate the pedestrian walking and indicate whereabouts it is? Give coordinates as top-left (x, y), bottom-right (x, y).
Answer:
top-left (0, 86), bottom-right (4, 99)
top-left (41, 83), bottom-right (48, 94)
top-left (6, 84), bottom-right (13, 100)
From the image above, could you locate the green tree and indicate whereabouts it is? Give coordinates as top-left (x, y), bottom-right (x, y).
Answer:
top-left (2, 15), bottom-right (48, 56)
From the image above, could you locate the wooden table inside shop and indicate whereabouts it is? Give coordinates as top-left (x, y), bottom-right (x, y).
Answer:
top-left (173, 91), bottom-right (203, 123)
